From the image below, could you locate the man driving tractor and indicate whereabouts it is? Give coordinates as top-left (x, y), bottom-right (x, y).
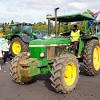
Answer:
top-left (70, 23), bottom-right (81, 54)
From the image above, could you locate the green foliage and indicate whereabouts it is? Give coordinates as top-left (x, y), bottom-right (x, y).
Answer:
top-left (2, 23), bottom-right (11, 35)
top-left (32, 22), bottom-right (48, 32)
top-left (60, 23), bottom-right (71, 33)
top-left (0, 18), bottom-right (95, 36)
top-left (32, 21), bottom-right (72, 34)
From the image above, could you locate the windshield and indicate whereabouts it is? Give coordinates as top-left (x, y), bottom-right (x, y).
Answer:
top-left (33, 31), bottom-right (48, 39)
top-left (22, 25), bottom-right (32, 34)
top-left (11, 25), bottom-right (21, 34)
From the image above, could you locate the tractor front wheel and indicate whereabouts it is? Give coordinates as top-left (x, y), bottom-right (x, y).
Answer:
top-left (10, 52), bottom-right (33, 84)
top-left (83, 40), bottom-right (100, 76)
top-left (50, 54), bottom-right (79, 93)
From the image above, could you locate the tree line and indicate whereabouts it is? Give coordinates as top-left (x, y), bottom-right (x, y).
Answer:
top-left (0, 20), bottom-right (98, 35)
top-left (0, 20), bottom-right (71, 35)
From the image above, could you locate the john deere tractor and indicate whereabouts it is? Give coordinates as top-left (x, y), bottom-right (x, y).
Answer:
top-left (10, 10), bottom-right (100, 93)
top-left (7, 23), bottom-right (36, 56)
top-left (6, 23), bottom-right (34, 56)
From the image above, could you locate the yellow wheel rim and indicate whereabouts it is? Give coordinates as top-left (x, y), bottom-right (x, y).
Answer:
top-left (12, 41), bottom-right (21, 55)
top-left (64, 62), bottom-right (77, 86)
top-left (93, 46), bottom-right (100, 71)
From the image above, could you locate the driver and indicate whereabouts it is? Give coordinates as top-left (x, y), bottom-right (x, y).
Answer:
top-left (70, 23), bottom-right (80, 50)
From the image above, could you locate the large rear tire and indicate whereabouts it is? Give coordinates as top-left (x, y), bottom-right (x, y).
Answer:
top-left (10, 52), bottom-right (33, 84)
top-left (50, 54), bottom-right (79, 93)
top-left (10, 37), bottom-right (28, 56)
top-left (83, 40), bottom-right (100, 76)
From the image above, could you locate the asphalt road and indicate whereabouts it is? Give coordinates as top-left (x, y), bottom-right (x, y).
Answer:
top-left (0, 63), bottom-right (100, 100)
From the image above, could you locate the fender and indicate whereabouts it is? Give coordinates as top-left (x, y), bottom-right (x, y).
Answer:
top-left (21, 34), bottom-right (31, 43)
top-left (82, 33), bottom-right (100, 41)
top-left (92, 32), bottom-right (100, 43)
top-left (10, 34), bottom-right (31, 43)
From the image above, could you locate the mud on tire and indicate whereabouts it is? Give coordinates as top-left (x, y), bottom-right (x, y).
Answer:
top-left (10, 52), bottom-right (33, 84)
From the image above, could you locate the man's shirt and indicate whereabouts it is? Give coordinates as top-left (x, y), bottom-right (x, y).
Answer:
top-left (0, 38), bottom-right (9, 52)
top-left (70, 30), bottom-right (80, 42)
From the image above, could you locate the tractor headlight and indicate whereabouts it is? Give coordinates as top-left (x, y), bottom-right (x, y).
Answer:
top-left (27, 52), bottom-right (30, 56)
top-left (40, 52), bottom-right (45, 57)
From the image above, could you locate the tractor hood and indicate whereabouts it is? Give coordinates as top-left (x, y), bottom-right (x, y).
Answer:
top-left (29, 38), bottom-right (71, 47)
top-left (29, 38), bottom-right (71, 67)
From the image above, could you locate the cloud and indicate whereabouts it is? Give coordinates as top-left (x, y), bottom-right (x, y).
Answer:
top-left (68, 2), bottom-right (88, 10)
top-left (0, 0), bottom-right (99, 23)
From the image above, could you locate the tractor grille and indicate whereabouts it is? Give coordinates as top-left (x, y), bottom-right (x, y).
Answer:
top-left (46, 47), bottom-right (55, 60)
top-left (46, 46), bottom-right (66, 60)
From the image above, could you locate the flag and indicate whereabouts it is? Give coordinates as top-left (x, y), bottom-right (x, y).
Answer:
top-left (88, 11), bottom-right (100, 28)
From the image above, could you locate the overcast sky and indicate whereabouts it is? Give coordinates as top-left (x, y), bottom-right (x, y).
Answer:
top-left (0, 0), bottom-right (100, 23)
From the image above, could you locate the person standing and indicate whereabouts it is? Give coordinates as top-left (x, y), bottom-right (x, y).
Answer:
top-left (70, 24), bottom-right (80, 49)
top-left (70, 24), bottom-right (81, 56)
top-left (2, 39), bottom-right (10, 63)
top-left (70, 24), bottom-right (80, 43)
top-left (0, 33), bottom-right (5, 69)
top-left (0, 33), bottom-right (10, 63)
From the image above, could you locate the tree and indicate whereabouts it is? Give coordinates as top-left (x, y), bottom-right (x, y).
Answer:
top-left (3, 23), bottom-right (11, 35)
top-left (32, 22), bottom-right (48, 32)
top-left (11, 20), bottom-right (14, 24)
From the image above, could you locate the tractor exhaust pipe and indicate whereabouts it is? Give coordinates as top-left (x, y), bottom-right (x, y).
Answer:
top-left (46, 14), bottom-right (52, 36)
top-left (55, 7), bottom-right (59, 36)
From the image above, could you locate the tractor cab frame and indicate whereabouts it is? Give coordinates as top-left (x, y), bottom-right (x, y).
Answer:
top-left (10, 23), bottom-right (33, 35)
top-left (47, 13), bottom-right (97, 57)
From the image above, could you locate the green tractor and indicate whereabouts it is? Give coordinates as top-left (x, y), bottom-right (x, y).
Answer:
top-left (7, 23), bottom-right (37, 56)
top-left (10, 10), bottom-right (100, 93)
top-left (10, 23), bottom-right (36, 56)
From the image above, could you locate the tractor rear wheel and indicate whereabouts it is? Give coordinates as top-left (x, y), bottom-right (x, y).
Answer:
top-left (10, 37), bottom-right (28, 56)
top-left (10, 52), bottom-right (33, 84)
top-left (50, 54), bottom-right (79, 93)
top-left (83, 40), bottom-right (100, 76)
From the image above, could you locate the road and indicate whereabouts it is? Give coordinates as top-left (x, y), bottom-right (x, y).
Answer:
top-left (0, 63), bottom-right (100, 100)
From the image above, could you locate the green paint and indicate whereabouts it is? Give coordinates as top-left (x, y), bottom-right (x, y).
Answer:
top-left (28, 37), bottom-right (71, 76)
top-left (29, 38), bottom-right (70, 46)
top-left (40, 66), bottom-right (51, 75)
top-left (29, 47), bottom-right (47, 67)
top-left (84, 21), bottom-right (87, 33)
top-left (29, 65), bottom-right (40, 77)
top-left (22, 60), bottom-right (51, 77)
top-left (29, 38), bottom-right (71, 67)
top-left (78, 39), bottom-right (84, 57)
top-left (3, 34), bottom-right (12, 40)
top-left (49, 13), bottom-right (93, 22)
